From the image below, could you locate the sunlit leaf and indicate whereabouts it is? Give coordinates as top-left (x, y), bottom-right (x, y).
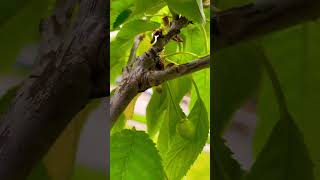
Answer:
top-left (110, 0), bottom-right (133, 30)
top-left (117, 20), bottom-right (160, 40)
top-left (111, 114), bottom-right (126, 135)
top-left (124, 95), bottom-right (139, 120)
top-left (157, 77), bottom-right (192, 155)
top-left (110, 129), bottom-right (166, 180)
top-left (163, 98), bottom-right (209, 180)
top-left (132, 0), bottom-right (165, 17)
top-left (165, 0), bottom-right (205, 23)
top-left (146, 86), bottom-right (168, 138)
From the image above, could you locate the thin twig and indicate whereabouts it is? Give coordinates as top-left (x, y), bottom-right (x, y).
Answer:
top-left (128, 34), bottom-right (145, 67)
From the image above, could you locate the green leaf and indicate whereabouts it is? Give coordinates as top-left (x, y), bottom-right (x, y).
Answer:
top-left (164, 41), bottom-right (178, 55)
top-left (27, 162), bottom-right (51, 180)
top-left (213, 42), bottom-right (262, 134)
top-left (113, 9), bottom-right (132, 29)
top-left (182, 24), bottom-right (207, 56)
top-left (111, 20), bottom-right (160, 83)
top-left (165, 24), bottom-right (208, 65)
top-left (254, 23), bottom-right (320, 178)
top-left (168, 76), bottom-right (192, 102)
top-left (110, 0), bottom-right (133, 30)
top-left (157, 77), bottom-right (191, 155)
top-left (71, 166), bottom-right (106, 180)
top-left (112, 95), bottom-right (139, 135)
top-left (110, 129), bottom-right (166, 180)
top-left (110, 39), bottom-right (131, 83)
top-left (191, 68), bottom-right (210, 120)
top-left (0, 0), bottom-right (30, 27)
top-left (131, 0), bottom-right (165, 17)
top-left (43, 99), bottom-right (101, 180)
top-left (136, 35), bottom-right (152, 56)
top-left (111, 113), bottom-right (126, 135)
top-left (157, 92), bottom-right (185, 156)
top-left (212, 134), bottom-right (244, 180)
top-left (124, 95), bottom-right (139, 120)
top-left (146, 86), bottom-right (168, 137)
top-left (247, 114), bottom-right (314, 180)
top-left (163, 98), bottom-right (209, 180)
top-left (165, 0), bottom-right (205, 23)
top-left (116, 20), bottom-right (160, 40)
top-left (186, 152), bottom-right (210, 179)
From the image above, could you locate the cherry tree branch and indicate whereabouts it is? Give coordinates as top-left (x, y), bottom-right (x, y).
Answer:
top-left (213, 1), bottom-right (320, 51)
top-left (147, 55), bottom-right (210, 86)
top-left (110, 55), bottom-right (210, 127)
top-left (109, 13), bottom-right (211, 126)
top-left (110, 16), bottom-right (197, 126)
top-left (128, 34), bottom-right (145, 66)
top-left (0, 0), bottom-right (107, 179)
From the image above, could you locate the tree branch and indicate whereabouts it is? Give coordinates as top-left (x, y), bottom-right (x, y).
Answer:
top-left (147, 55), bottom-right (210, 86)
top-left (0, 0), bottom-right (107, 179)
top-left (110, 16), bottom-right (192, 126)
top-left (53, 0), bottom-right (78, 30)
top-left (213, 1), bottom-right (320, 51)
top-left (110, 55), bottom-right (209, 127)
top-left (128, 34), bottom-right (145, 66)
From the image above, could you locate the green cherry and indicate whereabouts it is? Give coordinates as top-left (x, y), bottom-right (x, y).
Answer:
top-left (176, 118), bottom-right (196, 140)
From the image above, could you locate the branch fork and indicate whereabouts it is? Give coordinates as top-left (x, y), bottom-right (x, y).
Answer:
top-left (110, 16), bottom-right (210, 126)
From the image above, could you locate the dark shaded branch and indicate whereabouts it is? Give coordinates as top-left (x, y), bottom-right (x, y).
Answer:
top-left (54, 0), bottom-right (78, 29)
top-left (213, 1), bottom-right (320, 51)
top-left (0, 0), bottom-right (107, 179)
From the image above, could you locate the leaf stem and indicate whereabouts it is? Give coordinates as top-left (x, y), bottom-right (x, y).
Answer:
top-left (200, 24), bottom-right (209, 54)
top-left (166, 82), bottom-right (184, 120)
top-left (258, 46), bottom-right (289, 117)
top-left (191, 78), bottom-right (201, 98)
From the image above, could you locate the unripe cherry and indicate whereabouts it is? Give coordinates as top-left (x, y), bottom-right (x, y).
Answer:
top-left (176, 118), bottom-right (196, 140)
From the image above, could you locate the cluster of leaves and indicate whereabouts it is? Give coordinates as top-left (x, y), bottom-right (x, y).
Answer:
top-left (110, 0), bottom-right (210, 179)
top-left (214, 0), bottom-right (320, 180)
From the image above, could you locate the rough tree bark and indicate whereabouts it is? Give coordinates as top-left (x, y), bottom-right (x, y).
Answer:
top-left (213, 0), bottom-right (320, 51)
top-left (110, 16), bottom-right (210, 126)
top-left (0, 0), bottom-right (107, 179)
